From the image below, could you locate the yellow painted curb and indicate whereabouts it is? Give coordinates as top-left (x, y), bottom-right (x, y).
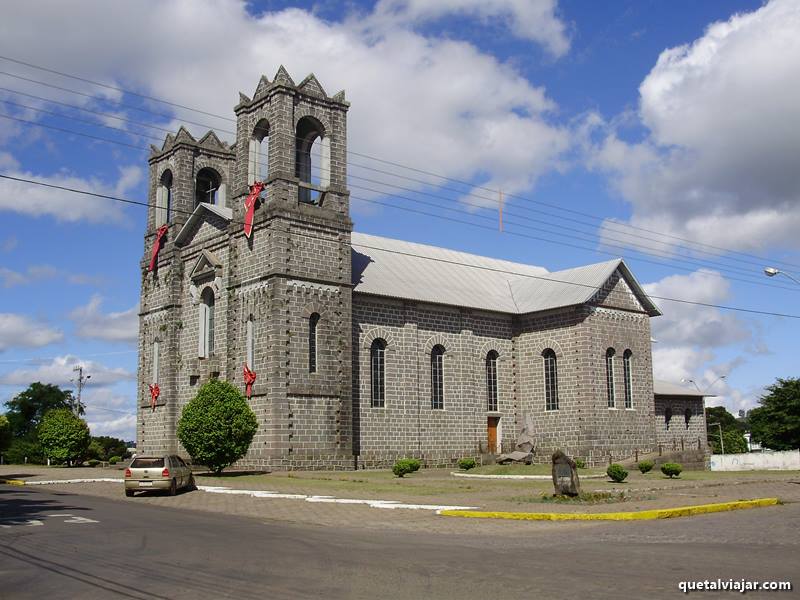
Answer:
top-left (0, 479), bottom-right (26, 486)
top-left (439, 498), bottom-right (780, 521)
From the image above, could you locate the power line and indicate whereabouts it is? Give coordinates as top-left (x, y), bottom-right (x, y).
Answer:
top-left (1, 172), bottom-right (798, 318)
top-left (1, 55), bottom-right (796, 271)
top-left (2, 69), bottom-right (797, 273)
top-left (0, 111), bottom-right (787, 286)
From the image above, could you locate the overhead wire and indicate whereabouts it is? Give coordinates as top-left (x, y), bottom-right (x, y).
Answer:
top-left (1, 57), bottom-right (797, 272)
top-left (2, 172), bottom-right (800, 319)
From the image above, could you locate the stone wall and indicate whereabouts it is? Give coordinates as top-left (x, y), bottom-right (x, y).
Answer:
top-left (654, 395), bottom-right (708, 453)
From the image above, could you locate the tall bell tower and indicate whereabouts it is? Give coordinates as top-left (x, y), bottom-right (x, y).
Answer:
top-left (228, 67), bottom-right (354, 468)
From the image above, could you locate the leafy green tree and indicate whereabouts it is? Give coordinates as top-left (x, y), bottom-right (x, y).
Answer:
top-left (0, 415), bottom-right (12, 454)
top-left (749, 378), bottom-right (800, 451)
top-left (87, 436), bottom-right (129, 461)
top-left (177, 380), bottom-right (257, 475)
top-left (4, 439), bottom-right (45, 464)
top-left (5, 383), bottom-right (78, 439)
top-left (705, 405), bottom-right (748, 453)
top-left (37, 409), bottom-right (91, 465)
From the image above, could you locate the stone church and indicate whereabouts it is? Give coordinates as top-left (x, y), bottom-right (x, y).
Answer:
top-left (137, 68), bottom-right (705, 469)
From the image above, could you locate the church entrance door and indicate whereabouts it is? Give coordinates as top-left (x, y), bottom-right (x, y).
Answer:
top-left (487, 417), bottom-right (499, 454)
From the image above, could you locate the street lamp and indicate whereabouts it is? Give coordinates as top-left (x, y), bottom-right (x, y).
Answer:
top-left (764, 267), bottom-right (800, 285)
top-left (681, 375), bottom-right (726, 394)
top-left (708, 422), bottom-right (725, 454)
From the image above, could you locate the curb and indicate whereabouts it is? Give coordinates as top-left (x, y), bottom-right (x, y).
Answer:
top-left (0, 479), bottom-right (26, 486)
top-left (438, 498), bottom-right (780, 521)
top-left (450, 472), bottom-right (607, 480)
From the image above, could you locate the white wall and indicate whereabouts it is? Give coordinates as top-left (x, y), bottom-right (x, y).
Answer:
top-left (710, 450), bottom-right (800, 471)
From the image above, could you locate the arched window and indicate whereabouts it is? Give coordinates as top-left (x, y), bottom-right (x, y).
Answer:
top-left (684, 407), bottom-right (692, 429)
top-left (199, 288), bottom-right (215, 358)
top-left (156, 170), bottom-right (172, 226)
top-left (295, 117), bottom-right (329, 204)
top-left (431, 345), bottom-right (445, 410)
top-left (486, 350), bottom-right (499, 412)
top-left (665, 405), bottom-right (673, 430)
top-left (248, 119), bottom-right (270, 185)
top-left (623, 349), bottom-right (633, 408)
top-left (195, 168), bottom-right (223, 208)
top-left (370, 338), bottom-right (386, 408)
top-left (246, 315), bottom-right (254, 368)
top-left (309, 313), bottom-right (320, 373)
top-left (543, 349), bottom-right (559, 411)
top-left (151, 339), bottom-right (160, 383)
top-left (605, 348), bottom-right (616, 408)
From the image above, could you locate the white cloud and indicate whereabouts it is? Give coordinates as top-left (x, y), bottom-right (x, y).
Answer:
top-left (0, 313), bottom-right (63, 352)
top-left (586, 0), bottom-right (800, 253)
top-left (87, 413), bottom-right (136, 439)
top-left (82, 387), bottom-right (136, 439)
top-left (70, 295), bottom-right (139, 344)
top-left (644, 270), bottom-right (752, 348)
top-left (0, 1), bottom-right (570, 211)
top-left (0, 264), bottom-right (104, 288)
top-left (0, 164), bottom-right (139, 224)
top-left (1, 235), bottom-right (18, 253)
top-left (364, 0), bottom-right (570, 57)
top-left (0, 354), bottom-right (134, 387)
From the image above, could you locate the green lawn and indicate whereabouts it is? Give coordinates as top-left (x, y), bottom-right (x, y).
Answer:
top-left (466, 463), bottom-right (606, 477)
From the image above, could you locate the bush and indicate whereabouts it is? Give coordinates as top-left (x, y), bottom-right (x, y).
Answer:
top-left (606, 463), bottom-right (628, 483)
top-left (458, 457), bottom-right (477, 471)
top-left (177, 380), bottom-right (258, 475)
top-left (0, 415), bottom-right (11, 455)
top-left (4, 438), bottom-right (45, 464)
top-left (38, 409), bottom-right (91, 465)
top-left (109, 456), bottom-right (121, 465)
top-left (638, 460), bottom-right (654, 474)
top-left (574, 458), bottom-right (586, 469)
top-left (392, 458), bottom-right (420, 478)
top-left (87, 459), bottom-right (100, 467)
top-left (661, 462), bottom-right (683, 478)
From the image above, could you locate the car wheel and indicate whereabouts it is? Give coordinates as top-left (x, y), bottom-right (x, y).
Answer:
top-left (125, 489), bottom-right (134, 497)
top-left (169, 478), bottom-right (177, 496)
top-left (188, 474), bottom-right (196, 491)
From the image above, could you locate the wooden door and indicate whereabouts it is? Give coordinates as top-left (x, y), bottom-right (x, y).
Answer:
top-left (487, 417), bottom-right (499, 454)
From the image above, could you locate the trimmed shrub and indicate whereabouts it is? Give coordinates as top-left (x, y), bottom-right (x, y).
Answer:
top-left (87, 459), bottom-right (100, 467)
top-left (38, 409), bottom-right (91, 465)
top-left (407, 458), bottom-right (421, 472)
top-left (661, 462), bottom-right (683, 478)
top-left (392, 459), bottom-right (415, 478)
top-left (109, 456), bottom-right (121, 465)
top-left (575, 458), bottom-right (586, 469)
top-left (458, 457), bottom-right (477, 471)
top-left (177, 380), bottom-right (258, 475)
top-left (638, 460), bottom-right (655, 474)
top-left (606, 463), bottom-right (628, 483)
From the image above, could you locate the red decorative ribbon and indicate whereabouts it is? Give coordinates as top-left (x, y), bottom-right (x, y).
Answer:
top-left (148, 383), bottom-right (160, 412)
top-left (148, 225), bottom-right (169, 271)
top-left (243, 182), bottom-right (265, 239)
top-left (243, 364), bottom-right (257, 399)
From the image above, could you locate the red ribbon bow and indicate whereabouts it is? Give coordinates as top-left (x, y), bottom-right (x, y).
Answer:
top-left (148, 225), bottom-right (169, 271)
top-left (148, 383), bottom-right (160, 412)
top-left (243, 182), bottom-right (265, 239)
top-left (243, 364), bottom-right (257, 399)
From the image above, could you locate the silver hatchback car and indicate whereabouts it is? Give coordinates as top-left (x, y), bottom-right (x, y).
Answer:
top-left (124, 455), bottom-right (195, 497)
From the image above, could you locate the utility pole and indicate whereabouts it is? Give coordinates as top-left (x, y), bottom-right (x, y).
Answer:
top-left (71, 366), bottom-right (90, 416)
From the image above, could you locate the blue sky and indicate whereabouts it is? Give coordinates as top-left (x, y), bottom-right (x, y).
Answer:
top-left (1, 0), bottom-right (798, 441)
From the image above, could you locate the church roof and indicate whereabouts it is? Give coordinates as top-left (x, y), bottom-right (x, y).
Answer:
top-left (351, 232), bottom-right (661, 316)
top-left (653, 379), bottom-right (709, 397)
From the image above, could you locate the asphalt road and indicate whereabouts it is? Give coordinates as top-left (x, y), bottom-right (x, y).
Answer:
top-left (1, 485), bottom-right (798, 599)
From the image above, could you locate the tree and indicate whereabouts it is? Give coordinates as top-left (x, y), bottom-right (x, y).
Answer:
top-left (177, 379), bottom-right (257, 475)
top-left (88, 436), bottom-right (129, 461)
top-left (749, 378), bottom-right (800, 451)
top-left (705, 406), bottom-right (748, 453)
top-left (0, 415), bottom-right (11, 455)
top-left (4, 383), bottom-right (78, 439)
top-left (37, 409), bottom-right (91, 465)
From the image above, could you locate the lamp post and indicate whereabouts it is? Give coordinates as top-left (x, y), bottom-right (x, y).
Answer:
top-left (708, 422), bottom-right (725, 454)
top-left (681, 375), bottom-right (726, 395)
top-left (764, 267), bottom-right (800, 285)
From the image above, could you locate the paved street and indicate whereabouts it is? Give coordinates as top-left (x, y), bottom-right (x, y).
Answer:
top-left (1, 484), bottom-right (798, 599)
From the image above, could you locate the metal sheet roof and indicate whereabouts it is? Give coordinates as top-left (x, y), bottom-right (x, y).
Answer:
top-left (653, 379), bottom-right (709, 397)
top-left (351, 232), bottom-right (660, 315)
top-left (174, 203), bottom-right (233, 246)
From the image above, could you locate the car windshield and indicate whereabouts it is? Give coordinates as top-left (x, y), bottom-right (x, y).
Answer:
top-left (130, 458), bottom-right (164, 468)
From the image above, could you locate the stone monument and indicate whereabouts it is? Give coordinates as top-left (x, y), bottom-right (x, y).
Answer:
top-left (496, 413), bottom-right (535, 465)
top-left (551, 450), bottom-right (580, 496)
